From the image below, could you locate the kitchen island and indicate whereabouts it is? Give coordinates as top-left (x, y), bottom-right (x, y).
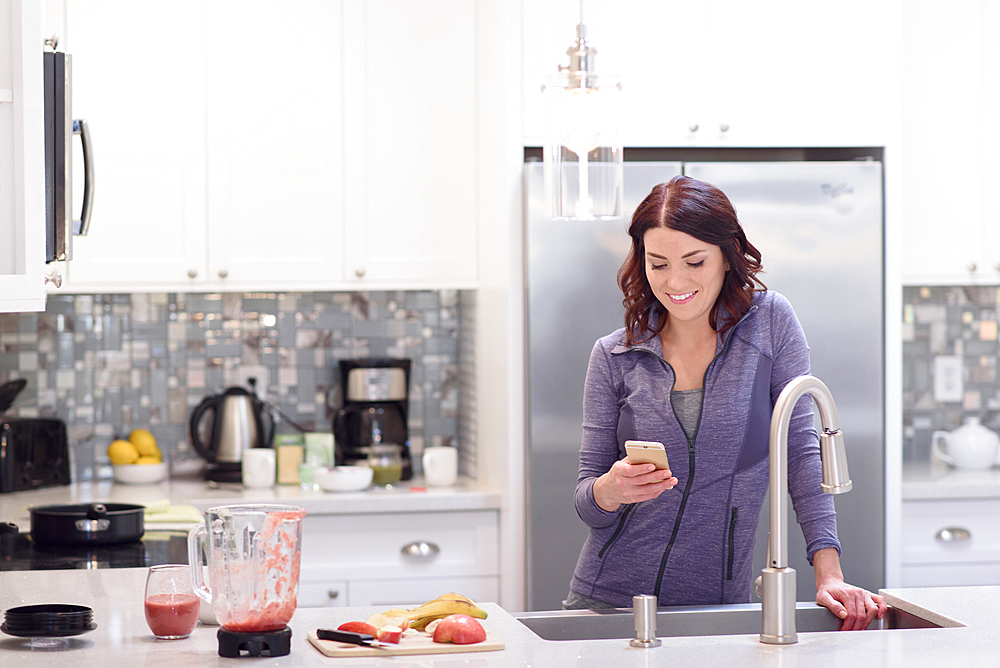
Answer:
top-left (0, 568), bottom-right (996, 667)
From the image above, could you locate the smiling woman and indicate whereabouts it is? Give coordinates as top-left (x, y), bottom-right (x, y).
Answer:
top-left (566, 175), bottom-right (886, 632)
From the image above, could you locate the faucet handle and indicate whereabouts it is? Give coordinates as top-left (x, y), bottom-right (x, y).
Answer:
top-left (753, 575), bottom-right (763, 600)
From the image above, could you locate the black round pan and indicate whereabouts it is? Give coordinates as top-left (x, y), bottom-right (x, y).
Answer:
top-left (30, 503), bottom-right (145, 545)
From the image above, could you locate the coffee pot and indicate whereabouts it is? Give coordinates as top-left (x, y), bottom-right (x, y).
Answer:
top-left (190, 383), bottom-right (274, 483)
top-left (932, 416), bottom-right (1000, 469)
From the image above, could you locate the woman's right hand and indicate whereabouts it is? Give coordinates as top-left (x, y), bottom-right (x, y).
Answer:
top-left (592, 458), bottom-right (678, 512)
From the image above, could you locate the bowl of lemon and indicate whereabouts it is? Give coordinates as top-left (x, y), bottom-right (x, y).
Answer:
top-left (109, 429), bottom-right (167, 484)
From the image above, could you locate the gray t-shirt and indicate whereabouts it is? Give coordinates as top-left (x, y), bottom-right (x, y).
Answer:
top-left (671, 388), bottom-right (704, 443)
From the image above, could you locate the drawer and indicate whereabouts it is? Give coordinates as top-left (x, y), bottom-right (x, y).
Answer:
top-left (300, 510), bottom-right (499, 581)
top-left (901, 563), bottom-right (1000, 588)
top-left (298, 579), bottom-right (349, 608)
top-left (901, 499), bottom-right (1000, 564)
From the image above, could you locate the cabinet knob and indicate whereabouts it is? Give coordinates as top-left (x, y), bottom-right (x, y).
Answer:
top-left (935, 527), bottom-right (971, 542)
top-left (44, 271), bottom-right (62, 288)
top-left (968, 263), bottom-right (977, 272)
top-left (188, 268), bottom-right (198, 279)
top-left (688, 124), bottom-right (699, 133)
top-left (327, 589), bottom-right (340, 600)
top-left (355, 266), bottom-right (366, 278)
top-left (218, 269), bottom-right (229, 279)
top-left (400, 540), bottom-right (440, 560)
top-left (720, 123), bottom-right (730, 133)
top-left (995, 263), bottom-right (1000, 273)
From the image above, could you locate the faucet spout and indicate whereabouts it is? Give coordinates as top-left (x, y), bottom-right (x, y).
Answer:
top-left (759, 375), bottom-right (852, 645)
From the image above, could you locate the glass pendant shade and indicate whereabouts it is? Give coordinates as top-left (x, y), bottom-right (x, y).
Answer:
top-left (543, 72), bottom-right (623, 220)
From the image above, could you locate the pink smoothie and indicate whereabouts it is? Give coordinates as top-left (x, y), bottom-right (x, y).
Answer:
top-left (145, 593), bottom-right (200, 638)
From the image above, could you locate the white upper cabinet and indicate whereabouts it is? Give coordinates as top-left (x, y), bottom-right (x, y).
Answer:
top-left (342, 0), bottom-right (478, 287)
top-left (901, 0), bottom-right (1000, 284)
top-left (0, 0), bottom-right (47, 312)
top-left (522, 1), bottom-right (893, 148)
top-left (61, 0), bottom-right (480, 292)
top-left (63, 0), bottom-right (207, 289)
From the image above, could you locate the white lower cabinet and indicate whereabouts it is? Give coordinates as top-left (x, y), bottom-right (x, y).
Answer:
top-left (298, 509), bottom-right (500, 608)
top-left (900, 498), bottom-right (1000, 587)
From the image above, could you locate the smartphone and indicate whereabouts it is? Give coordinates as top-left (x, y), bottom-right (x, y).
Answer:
top-left (625, 440), bottom-right (670, 470)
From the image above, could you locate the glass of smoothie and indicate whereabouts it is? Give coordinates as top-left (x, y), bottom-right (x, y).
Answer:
top-left (368, 443), bottom-right (403, 487)
top-left (144, 564), bottom-right (200, 640)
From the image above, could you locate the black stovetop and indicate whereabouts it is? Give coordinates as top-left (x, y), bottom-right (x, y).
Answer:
top-left (0, 530), bottom-right (189, 571)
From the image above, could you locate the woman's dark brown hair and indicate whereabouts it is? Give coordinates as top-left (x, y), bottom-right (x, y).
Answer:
top-left (617, 175), bottom-right (765, 345)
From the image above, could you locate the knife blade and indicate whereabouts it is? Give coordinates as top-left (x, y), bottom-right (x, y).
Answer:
top-left (316, 628), bottom-right (393, 648)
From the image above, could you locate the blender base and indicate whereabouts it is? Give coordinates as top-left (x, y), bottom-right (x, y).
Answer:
top-left (217, 627), bottom-right (292, 658)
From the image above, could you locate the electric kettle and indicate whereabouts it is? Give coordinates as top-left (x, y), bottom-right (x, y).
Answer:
top-left (189, 385), bottom-right (274, 482)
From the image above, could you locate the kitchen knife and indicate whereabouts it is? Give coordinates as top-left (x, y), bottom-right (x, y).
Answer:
top-left (316, 628), bottom-right (393, 648)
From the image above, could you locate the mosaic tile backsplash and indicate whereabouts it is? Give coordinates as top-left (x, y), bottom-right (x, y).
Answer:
top-left (0, 290), bottom-right (465, 481)
top-left (903, 286), bottom-right (1000, 462)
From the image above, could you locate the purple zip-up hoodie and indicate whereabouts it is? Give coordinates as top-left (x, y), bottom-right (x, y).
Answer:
top-left (570, 290), bottom-right (840, 607)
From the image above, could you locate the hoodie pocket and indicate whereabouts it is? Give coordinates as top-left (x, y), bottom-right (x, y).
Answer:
top-left (726, 506), bottom-right (738, 580)
top-left (598, 504), bottom-right (636, 558)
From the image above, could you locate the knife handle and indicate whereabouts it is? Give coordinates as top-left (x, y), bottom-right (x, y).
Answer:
top-left (317, 628), bottom-right (374, 645)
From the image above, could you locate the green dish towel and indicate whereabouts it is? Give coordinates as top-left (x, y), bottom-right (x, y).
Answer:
top-left (142, 500), bottom-right (203, 525)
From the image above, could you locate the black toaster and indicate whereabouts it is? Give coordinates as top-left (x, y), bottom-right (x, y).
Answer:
top-left (0, 418), bottom-right (71, 493)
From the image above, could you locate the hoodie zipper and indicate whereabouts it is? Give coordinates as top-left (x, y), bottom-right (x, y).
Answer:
top-left (727, 506), bottom-right (739, 580)
top-left (648, 305), bottom-right (756, 601)
top-left (598, 503), bottom-right (636, 557)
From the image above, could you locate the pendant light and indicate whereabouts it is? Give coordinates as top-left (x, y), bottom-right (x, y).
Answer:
top-left (542, 1), bottom-right (623, 220)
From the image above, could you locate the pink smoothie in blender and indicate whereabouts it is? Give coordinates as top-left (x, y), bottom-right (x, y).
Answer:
top-left (189, 504), bottom-right (306, 657)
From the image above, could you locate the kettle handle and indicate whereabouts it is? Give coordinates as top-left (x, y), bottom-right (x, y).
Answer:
top-left (189, 397), bottom-right (220, 461)
top-left (930, 431), bottom-right (954, 466)
top-left (255, 398), bottom-right (276, 448)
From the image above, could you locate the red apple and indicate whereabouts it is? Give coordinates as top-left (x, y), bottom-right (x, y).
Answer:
top-left (376, 625), bottom-right (403, 644)
top-left (337, 621), bottom-right (378, 636)
top-left (431, 614), bottom-right (486, 645)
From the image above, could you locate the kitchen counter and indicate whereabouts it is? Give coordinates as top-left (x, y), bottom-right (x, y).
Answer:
top-left (0, 475), bottom-right (502, 533)
top-left (0, 568), bottom-right (997, 667)
top-left (902, 461), bottom-right (1000, 500)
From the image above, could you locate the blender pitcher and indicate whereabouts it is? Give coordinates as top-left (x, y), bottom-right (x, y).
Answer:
top-left (188, 504), bottom-right (306, 635)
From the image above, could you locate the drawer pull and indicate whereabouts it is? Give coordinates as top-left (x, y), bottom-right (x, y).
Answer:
top-left (935, 527), bottom-right (972, 542)
top-left (327, 589), bottom-right (340, 600)
top-left (401, 541), bottom-right (440, 560)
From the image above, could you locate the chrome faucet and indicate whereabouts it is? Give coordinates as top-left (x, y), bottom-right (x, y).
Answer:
top-left (757, 375), bottom-right (852, 645)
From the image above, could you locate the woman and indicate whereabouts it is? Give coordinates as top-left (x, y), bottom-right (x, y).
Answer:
top-left (566, 176), bottom-right (885, 631)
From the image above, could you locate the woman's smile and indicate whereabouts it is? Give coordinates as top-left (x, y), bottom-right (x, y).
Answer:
top-left (667, 290), bottom-right (697, 304)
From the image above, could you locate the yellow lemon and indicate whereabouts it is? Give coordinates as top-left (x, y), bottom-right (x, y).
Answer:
top-left (135, 455), bottom-right (161, 465)
top-left (108, 439), bottom-right (139, 465)
top-left (129, 428), bottom-right (158, 456)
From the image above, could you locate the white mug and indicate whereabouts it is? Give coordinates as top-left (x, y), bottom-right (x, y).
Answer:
top-left (422, 446), bottom-right (458, 487)
top-left (242, 448), bottom-right (276, 488)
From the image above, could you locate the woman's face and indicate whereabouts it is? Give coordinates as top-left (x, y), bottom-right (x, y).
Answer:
top-left (643, 226), bottom-right (728, 329)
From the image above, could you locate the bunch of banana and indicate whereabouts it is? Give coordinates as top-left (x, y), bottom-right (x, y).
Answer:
top-left (367, 593), bottom-right (488, 632)
top-left (406, 593), bottom-right (488, 630)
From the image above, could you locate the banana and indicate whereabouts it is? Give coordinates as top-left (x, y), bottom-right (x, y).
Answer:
top-left (408, 613), bottom-right (450, 630)
top-left (405, 598), bottom-right (488, 625)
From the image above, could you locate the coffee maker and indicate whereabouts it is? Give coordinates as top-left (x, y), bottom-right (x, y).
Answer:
top-left (333, 358), bottom-right (412, 480)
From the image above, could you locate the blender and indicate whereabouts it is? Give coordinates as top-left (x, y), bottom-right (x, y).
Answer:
top-left (188, 504), bottom-right (306, 657)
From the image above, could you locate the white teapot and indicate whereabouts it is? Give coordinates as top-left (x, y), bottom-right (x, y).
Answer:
top-left (931, 417), bottom-right (1000, 469)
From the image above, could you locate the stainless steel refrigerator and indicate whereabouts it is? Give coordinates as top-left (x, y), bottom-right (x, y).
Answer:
top-left (524, 159), bottom-right (884, 611)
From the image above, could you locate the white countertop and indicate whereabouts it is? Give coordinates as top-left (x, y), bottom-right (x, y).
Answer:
top-left (902, 461), bottom-right (1000, 500)
top-left (0, 476), bottom-right (502, 532)
top-left (0, 568), bottom-right (997, 667)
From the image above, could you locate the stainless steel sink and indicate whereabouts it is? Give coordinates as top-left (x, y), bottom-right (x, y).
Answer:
top-left (515, 602), bottom-right (941, 641)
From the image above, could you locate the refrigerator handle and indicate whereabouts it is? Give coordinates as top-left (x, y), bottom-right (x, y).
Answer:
top-left (72, 118), bottom-right (94, 236)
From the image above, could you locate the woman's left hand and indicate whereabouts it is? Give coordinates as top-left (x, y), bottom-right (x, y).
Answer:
top-left (812, 547), bottom-right (887, 631)
top-left (815, 580), bottom-right (887, 631)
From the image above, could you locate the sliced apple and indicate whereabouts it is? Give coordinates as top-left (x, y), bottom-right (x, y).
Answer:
top-left (336, 621), bottom-right (377, 636)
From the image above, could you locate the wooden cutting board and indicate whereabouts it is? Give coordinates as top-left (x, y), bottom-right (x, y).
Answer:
top-left (307, 629), bottom-right (505, 657)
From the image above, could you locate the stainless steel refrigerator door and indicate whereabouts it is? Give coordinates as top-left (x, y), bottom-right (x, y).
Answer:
top-left (684, 161), bottom-right (884, 601)
top-left (524, 161), bottom-right (683, 611)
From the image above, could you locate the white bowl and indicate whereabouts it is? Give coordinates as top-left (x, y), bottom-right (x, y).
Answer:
top-left (314, 465), bottom-right (373, 492)
top-left (112, 462), bottom-right (168, 484)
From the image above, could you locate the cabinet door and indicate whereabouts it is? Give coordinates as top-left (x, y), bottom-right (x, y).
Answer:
top-left (63, 0), bottom-right (207, 288)
top-left (342, 0), bottom-right (478, 286)
top-left (205, 0), bottom-right (344, 287)
top-left (522, 0), bottom-right (891, 148)
top-left (901, 0), bottom-right (989, 284)
top-left (298, 579), bottom-right (349, 608)
top-left (0, 0), bottom-right (46, 312)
